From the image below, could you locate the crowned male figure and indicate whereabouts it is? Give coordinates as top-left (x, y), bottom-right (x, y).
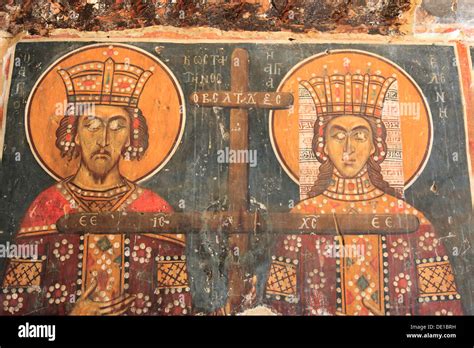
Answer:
top-left (1, 52), bottom-right (191, 316)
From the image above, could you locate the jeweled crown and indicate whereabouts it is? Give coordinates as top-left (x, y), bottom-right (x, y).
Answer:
top-left (57, 55), bottom-right (154, 109)
top-left (299, 65), bottom-right (396, 119)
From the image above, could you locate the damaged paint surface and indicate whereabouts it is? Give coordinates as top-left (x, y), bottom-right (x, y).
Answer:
top-left (0, 0), bottom-right (413, 35)
top-left (0, 40), bottom-right (472, 316)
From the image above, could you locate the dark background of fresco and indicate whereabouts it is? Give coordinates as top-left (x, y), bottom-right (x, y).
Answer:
top-left (0, 42), bottom-right (473, 314)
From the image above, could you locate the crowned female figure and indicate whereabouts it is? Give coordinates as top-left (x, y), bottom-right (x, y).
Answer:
top-left (265, 61), bottom-right (463, 316)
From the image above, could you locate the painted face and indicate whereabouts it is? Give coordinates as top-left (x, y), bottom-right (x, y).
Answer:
top-left (324, 115), bottom-right (375, 178)
top-left (75, 105), bottom-right (130, 180)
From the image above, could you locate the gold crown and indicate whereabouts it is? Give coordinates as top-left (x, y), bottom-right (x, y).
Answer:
top-left (57, 57), bottom-right (154, 109)
top-left (299, 68), bottom-right (396, 119)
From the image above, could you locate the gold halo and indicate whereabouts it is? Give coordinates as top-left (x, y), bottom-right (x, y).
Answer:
top-left (25, 43), bottom-right (185, 183)
top-left (269, 49), bottom-right (433, 189)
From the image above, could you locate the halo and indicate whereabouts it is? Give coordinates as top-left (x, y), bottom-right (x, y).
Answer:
top-left (269, 49), bottom-right (433, 189)
top-left (25, 43), bottom-right (185, 183)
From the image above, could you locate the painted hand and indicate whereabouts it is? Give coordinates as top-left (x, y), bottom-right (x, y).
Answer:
top-left (223, 275), bottom-right (258, 315)
top-left (69, 277), bottom-right (136, 316)
top-left (242, 275), bottom-right (258, 309)
top-left (335, 298), bottom-right (385, 316)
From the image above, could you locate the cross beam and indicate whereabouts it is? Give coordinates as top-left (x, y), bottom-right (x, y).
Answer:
top-left (57, 212), bottom-right (420, 235)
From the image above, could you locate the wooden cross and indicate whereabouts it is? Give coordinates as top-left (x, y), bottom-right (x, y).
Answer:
top-left (56, 48), bottom-right (421, 315)
top-left (189, 48), bottom-right (293, 313)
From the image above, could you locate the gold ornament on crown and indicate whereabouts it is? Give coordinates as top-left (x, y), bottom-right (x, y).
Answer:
top-left (299, 61), bottom-right (397, 164)
top-left (56, 46), bottom-right (155, 159)
top-left (57, 46), bottom-right (155, 110)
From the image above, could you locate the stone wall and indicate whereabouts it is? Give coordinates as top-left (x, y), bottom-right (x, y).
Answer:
top-left (1, 0), bottom-right (413, 34)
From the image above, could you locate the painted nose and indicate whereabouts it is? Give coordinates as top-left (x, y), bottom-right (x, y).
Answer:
top-left (97, 126), bottom-right (110, 148)
top-left (343, 135), bottom-right (354, 155)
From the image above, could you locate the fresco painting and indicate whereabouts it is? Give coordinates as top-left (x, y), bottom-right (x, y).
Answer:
top-left (0, 42), bottom-right (472, 316)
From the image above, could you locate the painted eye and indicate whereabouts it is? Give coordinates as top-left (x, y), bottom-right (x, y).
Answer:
top-left (109, 119), bottom-right (126, 131)
top-left (353, 131), bottom-right (368, 141)
top-left (84, 118), bottom-right (102, 132)
top-left (334, 132), bottom-right (346, 141)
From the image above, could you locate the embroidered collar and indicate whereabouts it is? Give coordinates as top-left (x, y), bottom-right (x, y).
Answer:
top-left (59, 177), bottom-right (137, 212)
top-left (66, 179), bottom-right (131, 199)
top-left (323, 167), bottom-right (383, 201)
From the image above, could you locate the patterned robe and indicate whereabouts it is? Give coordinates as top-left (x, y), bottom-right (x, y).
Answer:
top-left (1, 178), bottom-right (192, 315)
top-left (264, 171), bottom-right (464, 316)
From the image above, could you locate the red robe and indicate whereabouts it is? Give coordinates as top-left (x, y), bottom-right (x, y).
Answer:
top-left (264, 173), bottom-right (464, 316)
top-left (1, 178), bottom-right (191, 315)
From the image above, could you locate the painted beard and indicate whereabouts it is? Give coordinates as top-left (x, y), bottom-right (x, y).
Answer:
top-left (82, 148), bottom-right (117, 183)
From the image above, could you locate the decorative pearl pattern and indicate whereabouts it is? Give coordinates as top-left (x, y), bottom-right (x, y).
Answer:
top-left (299, 67), bottom-right (395, 167)
top-left (418, 231), bottom-right (439, 252)
top-left (2, 288), bottom-right (24, 314)
top-left (57, 46), bottom-right (155, 109)
top-left (132, 243), bottom-right (152, 264)
top-left (130, 293), bottom-right (152, 315)
top-left (46, 283), bottom-right (68, 305)
top-left (53, 239), bottom-right (74, 262)
top-left (390, 238), bottom-right (409, 261)
top-left (435, 309), bottom-right (453, 316)
top-left (323, 168), bottom-right (383, 201)
top-left (393, 273), bottom-right (412, 294)
top-left (283, 235), bottom-right (302, 253)
top-left (306, 269), bottom-right (327, 290)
